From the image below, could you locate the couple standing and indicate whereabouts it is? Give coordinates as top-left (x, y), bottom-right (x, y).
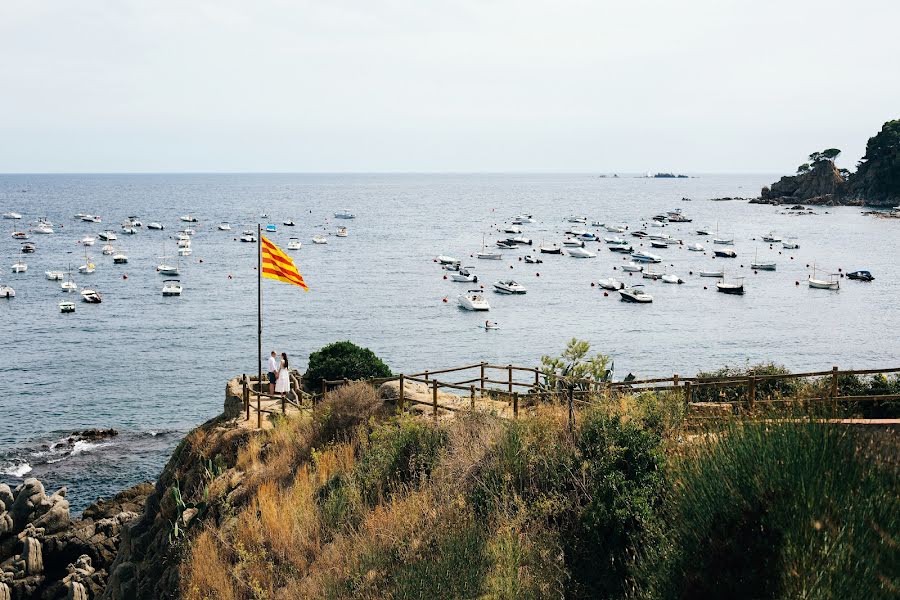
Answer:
top-left (267, 351), bottom-right (290, 395)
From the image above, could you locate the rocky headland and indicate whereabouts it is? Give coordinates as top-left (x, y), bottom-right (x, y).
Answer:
top-left (753, 119), bottom-right (899, 207)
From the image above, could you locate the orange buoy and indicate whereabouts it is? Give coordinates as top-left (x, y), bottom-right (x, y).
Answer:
top-left (122, 274), bottom-right (128, 280)
top-left (442, 297), bottom-right (448, 303)
top-left (443, 275), bottom-right (447, 280)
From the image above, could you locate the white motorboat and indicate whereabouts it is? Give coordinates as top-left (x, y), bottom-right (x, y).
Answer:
top-left (782, 238), bottom-right (799, 249)
top-left (177, 247), bottom-right (192, 256)
top-left (334, 209), bottom-right (356, 219)
top-left (493, 280), bottom-right (527, 294)
top-left (524, 255), bottom-right (542, 264)
top-left (59, 300), bottom-right (75, 313)
top-left (265, 224), bottom-right (277, 233)
top-left (312, 235), bottom-right (328, 244)
top-left (451, 267), bottom-right (478, 283)
top-left (162, 279), bottom-right (183, 297)
top-left (539, 243), bottom-right (562, 254)
top-left (591, 221), bottom-right (604, 227)
top-left (218, 222), bottom-right (232, 231)
top-left (80, 289), bottom-right (102, 303)
top-left (642, 269), bottom-right (663, 280)
top-left (566, 226), bottom-right (588, 236)
top-left (127, 216), bottom-right (142, 227)
top-left (240, 233), bottom-right (256, 243)
top-left (619, 286), bottom-right (653, 303)
top-left (597, 277), bottom-right (624, 290)
top-left (101, 244), bottom-right (115, 255)
top-left (567, 247), bottom-right (596, 258)
top-left (12, 231), bottom-right (28, 240)
top-left (0, 283), bottom-right (14, 298)
top-left (696, 228), bottom-right (712, 235)
top-left (177, 238), bottom-right (191, 248)
top-left (608, 244), bottom-right (634, 254)
top-left (507, 235), bottom-right (532, 245)
top-left (699, 269), bottom-right (724, 278)
top-left (631, 251), bottom-right (662, 263)
top-left (713, 249), bottom-right (737, 258)
top-left (661, 274), bottom-right (684, 284)
top-left (502, 224), bottom-right (522, 234)
top-left (122, 226), bottom-right (137, 235)
top-left (567, 215), bottom-right (587, 223)
top-left (180, 215), bottom-right (198, 223)
top-left (11, 262), bottom-right (27, 273)
top-left (112, 251), bottom-right (129, 264)
top-left (98, 230), bottom-right (117, 241)
top-left (20, 242), bottom-right (35, 254)
top-left (33, 224), bottom-right (54, 234)
top-left (563, 237), bottom-right (585, 247)
top-left (622, 262), bottom-right (643, 272)
top-left (287, 238), bottom-right (302, 250)
top-left (81, 236), bottom-right (96, 246)
top-left (513, 214), bottom-right (534, 224)
top-left (761, 231), bottom-right (782, 243)
top-left (436, 255), bottom-right (461, 265)
top-left (81, 215), bottom-right (101, 223)
top-left (579, 232), bottom-right (598, 242)
top-left (45, 270), bottom-right (64, 280)
top-left (648, 221), bottom-right (666, 228)
top-left (336, 227), bottom-right (348, 237)
top-left (650, 240), bottom-right (668, 249)
top-left (604, 224), bottom-right (626, 233)
top-left (458, 289), bottom-right (490, 311)
top-left (2, 212), bottom-right (22, 219)
top-left (604, 236), bottom-right (627, 245)
top-left (808, 265), bottom-right (839, 290)
top-left (687, 243), bottom-right (705, 252)
top-left (496, 240), bottom-right (516, 249)
top-left (147, 222), bottom-right (164, 230)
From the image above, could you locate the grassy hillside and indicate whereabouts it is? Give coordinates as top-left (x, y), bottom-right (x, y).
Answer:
top-left (177, 383), bottom-right (897, 599)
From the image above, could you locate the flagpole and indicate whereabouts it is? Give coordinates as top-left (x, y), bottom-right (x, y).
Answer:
top-left (257, 223), bottom-right (262, 401)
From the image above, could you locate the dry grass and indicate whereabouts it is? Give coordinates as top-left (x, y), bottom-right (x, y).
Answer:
top-left (181, 530), bottom-right (237, 600)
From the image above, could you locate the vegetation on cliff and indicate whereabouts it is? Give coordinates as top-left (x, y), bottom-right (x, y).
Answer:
top-left (847, 119), bottom-right (900, 206)
top-left (303, 341), bottom-right (392, 391)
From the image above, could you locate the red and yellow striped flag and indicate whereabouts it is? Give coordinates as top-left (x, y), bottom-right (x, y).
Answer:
top-left (261, 236), bottom-right (309, 291)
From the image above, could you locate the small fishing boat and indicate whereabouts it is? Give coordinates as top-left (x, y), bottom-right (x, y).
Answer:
top-left (147, 222), bottom-right (164, 230)
top-left (80, 289), bottom-right (102, 303)
top-left (761, 231), bottom-right (782, 243)
top-left (782, 238), bottom-right (799, 249)
top-left (61, 271), bottom-right (77, 292)
top-left (21, 242), bottom-right (36, 253)
top-left (687, 243), bottom-right (704, 252)
top-left (619, 285), bottom-right (653, 303)
top-left (642, 269), bottom-right (663, 280)
top-left (451, 267), bottom-right (478, 282)
top-left (494, 280), bottom-right (527, 294)
top-left (336, 227), bottom-right (348, 237)
top-left (567, 215), bottom-right (587, 223)
top-left (631, 231), bottom-right (649, 238)
top-left (59, 300), bottom-right (75, 313)
top-left (750, 261), bottom-right (776, 271)
top-left (436, 255), bottom-right (460, 265)
top-left (650, 240), bottom-right (668, 249)
top-left (121, 226), bottom-right (137, 235)
top-left (712, 236), bottom-right (734, 245)
top-left (127, 216), bottom-right (142, 227)
top-left (566, 226), bottom-right (588, 237)
top-left (496, 240), bottom-right (516, 249)
top-left (81, 236), bottom-right (96, 246)
top-left (563, 237), bottom-right (585, 247)
top-left (162, 279), bottom-right (183, 297)
top-left (283, 220), bottom-right (295, 226)
top-left (699, 269), bottom-right (724, 278)
top-left (81, 215), bottom-right (101, 223)
top-left (11, 231), bottom-right (28, 240)
top-left (180, 215), bottom-right (198, 223)
top-left (287, 238), bottom-right (302, 250)
top-left (847, 270), bottom-right (874, 282)
top-left (622, 262), bottom-right (643, 272)
top-left (112, 251), bottom-right (129, 264)
top-left (695, 228), bottom-right (712, 236)
top-left (631, 251), bottom-right (662, 263)
top-left (507, 235), bottom-right (532, 245)
top-left (2, 212), bottom-right (22, 219)
top-left (713, 249), bottom-right (737, 258)
top-left (477, 235), bottom-right (501, 259)
top-left (45, 270), bottom-right (64, 280)
top-left (32, 223), bottom-right (54, 234)
top-left (604, 224), bottom-right (626, 233)
top-left (567, 247), bottom-right (596, 258)
top-left (240, 233), bottom-right (256, 243)
top-left (808, 265), bottom-right (839, 290)
top-left (604, 236), bottom-right (627, 245)
top-left (334, 209), bottom-right (356, 219)
top-left (597, 277), bottom-right (624, 290)
top-left (98, 230), bottom-right (117, 241)
top-left (609, 245), bottom-right (635, 254)
top-left (716, 279), bottom-right (745, 295)
top-left (11, 261), bottom-right (27, 273)
top-left (502, 224), bottom-right (522, 234)
top-left (524, 255), bottom-right (543, 264)
top-left (513, 214), bottom-right (534, 224)
top-left (539, 243), bottom-right (562, 254)
top-left (0, 283), bottom-right (14, 298)
top-left (458, 289), bottom-right (490, 311)
top-left (218, 222), bottom-right (231, 231)
top-left (661, 274), bottom-right (684, 284)
top-left (311, 234), bottom-right (327, 244)
top-left (265, 224), bottom-right (277, 233)
top-left (101, 244), bottom-right (114, 255)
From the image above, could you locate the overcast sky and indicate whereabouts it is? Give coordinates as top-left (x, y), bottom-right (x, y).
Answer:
top-left (1, 0), bottom-right (897, 173)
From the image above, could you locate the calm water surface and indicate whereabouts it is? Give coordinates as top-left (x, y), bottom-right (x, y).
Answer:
top-left (1, 173), bottom-right (897, 511)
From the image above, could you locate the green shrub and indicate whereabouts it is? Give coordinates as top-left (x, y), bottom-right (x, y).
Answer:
top-left (304, 340), bottom-right (392, 390)
top-left (832, 373), bottom-right (900, 418)
top-left (637, 421), bottom-right (899, 600)
top-left (693, 362), bottom-right (798, 403)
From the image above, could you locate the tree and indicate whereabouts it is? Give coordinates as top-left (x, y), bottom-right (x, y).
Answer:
top-left (303, 340), bottom-right (392, 390)
top-left (540, 338), bottom-right (612, 392)
top-left (797, 163), bottom-right (811, 174)
top-left (821, 148), bottom-right (841, 162)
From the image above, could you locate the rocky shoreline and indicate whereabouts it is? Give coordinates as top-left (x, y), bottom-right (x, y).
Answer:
top-left (0, 479), bottom-right (152, 600)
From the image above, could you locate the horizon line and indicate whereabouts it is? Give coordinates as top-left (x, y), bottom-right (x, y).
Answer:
top-left (0, 170), bottom-right (781, 176)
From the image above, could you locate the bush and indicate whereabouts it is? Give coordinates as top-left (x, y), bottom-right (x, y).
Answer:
top-left (693, 362), bottom-right (798, 403)
top-left (637, 421), bottom-right (899, 600)
top-left (304, 340), bottom-right (392, 391)
top-left (312, 381), bottom-right (387, 446)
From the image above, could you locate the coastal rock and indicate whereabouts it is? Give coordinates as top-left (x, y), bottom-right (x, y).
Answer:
top-left (68, 580), bottom-right (88, 600)
top-left (68, 429), bottom-right (119, 443)
top-left (22, 537), bottom-right (42, 575)
top-left (0, 486), bottom-right (12, 510)
top-left (757, 160), bottom-right (845, 205)
top-left (0, 581), bottom-right (10, 600)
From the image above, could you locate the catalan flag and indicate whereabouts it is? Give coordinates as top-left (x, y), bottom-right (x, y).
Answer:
top-left (261, 235), bottom-right (309, 291)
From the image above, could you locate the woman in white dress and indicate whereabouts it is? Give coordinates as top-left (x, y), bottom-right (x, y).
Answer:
top-left (275, 352), bottom-right (290, 396)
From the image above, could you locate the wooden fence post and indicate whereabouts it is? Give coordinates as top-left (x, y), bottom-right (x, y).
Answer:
top-left (432, 380), bottom-right (438, 420)
top-left (673, 374), bottom-right (680, 388)
top-left (683, 380), bottom-right (692, 406)
top-left (748, 376), bottom-right (757, 409)
top-left (470, 385), bottom-right (476, 410)
top-left (830, 366), bottom-right (839, 398)
top-left (567, 387), bottom-right (575, 434)
top-left (242, 375), bottom-right (249, 421)
top-left (480, 362), bottom-right (486, 392)
top-left (257, 387), bottom-right (262, 429)
top-left (398, 374), bottom-right (405, 412)
top-left (534, 368), bottom-right (540, 388)
top-left (513, 392), bottom-right (519, 419)
top-left (424, 370), bottom-right (429, 381)
top-left (508, 364), bottom-right (513, 396)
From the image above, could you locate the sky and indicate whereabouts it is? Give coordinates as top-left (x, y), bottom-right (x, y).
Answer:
top-left (1, 0), bottom-right (898, 173)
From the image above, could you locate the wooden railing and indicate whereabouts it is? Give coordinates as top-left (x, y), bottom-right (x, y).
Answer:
top-left (240, 362), bottom-right (900, 427)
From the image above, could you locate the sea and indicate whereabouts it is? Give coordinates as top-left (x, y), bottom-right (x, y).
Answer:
top-left (1, 173), bottom-right (898, 513)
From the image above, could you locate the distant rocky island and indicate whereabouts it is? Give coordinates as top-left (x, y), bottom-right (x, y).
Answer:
top-left (754, 118), bottom-right (900, 207)
top-left (652, 172), bottom-right (689, 178)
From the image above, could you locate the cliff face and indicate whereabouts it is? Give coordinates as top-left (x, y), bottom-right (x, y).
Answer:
top-left (757, 160), bottom-right (847, 205)
top-left (846, 119), bottom-right (900, 207)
